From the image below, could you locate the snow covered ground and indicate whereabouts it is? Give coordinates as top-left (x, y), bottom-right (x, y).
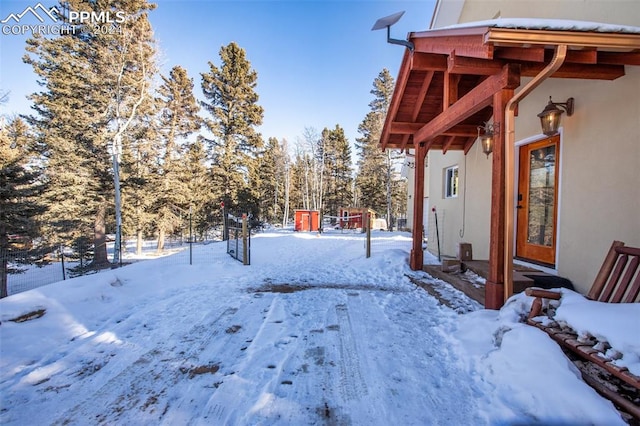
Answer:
top-left (1, 229), bottom-right (637, 425)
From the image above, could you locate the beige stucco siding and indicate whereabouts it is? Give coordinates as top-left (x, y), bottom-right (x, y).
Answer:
top-left (455, 0), bottom-right (640, 28)
top-left (426, 64), bottom-right (639, 295)
top-left (426, 143), bottom-right (493, 260)
top-left (514, 71), bottom-right (640, 293)
top-left (426, 0), bottom-right (640, 295)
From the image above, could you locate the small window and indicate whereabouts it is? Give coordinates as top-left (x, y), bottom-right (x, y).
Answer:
top-left (445, 166), bottom-right (459, 198)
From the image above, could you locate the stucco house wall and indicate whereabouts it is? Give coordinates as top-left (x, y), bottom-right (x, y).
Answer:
top-left (426, 0), bottom-right (640, 294)
top-left (514, 70), bottom-right (640, 290)
top-left (426, 142), bottom-right (492, 260)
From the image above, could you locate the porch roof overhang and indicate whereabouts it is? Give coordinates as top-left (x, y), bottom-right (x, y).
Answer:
top-left (379, 19), bottom-right (640, 153)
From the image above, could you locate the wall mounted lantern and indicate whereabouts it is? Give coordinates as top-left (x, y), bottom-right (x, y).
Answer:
top-left (477, 122), bottom-right (498, 158)
top-left (537, 96), bottom-right (574, 136)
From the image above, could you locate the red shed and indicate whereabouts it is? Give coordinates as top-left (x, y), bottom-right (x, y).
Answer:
top-left (339, 207), bottom-right (375, 231)
top-left (294, 209), bottom-right (320, 232)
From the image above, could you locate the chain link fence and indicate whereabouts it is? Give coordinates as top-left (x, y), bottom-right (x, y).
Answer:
top-left (1, 212), bottom-right (269, 297)
top-left (1, 235), bottom-right (224, 297)
top-left (2, 214), bottom-right (410, 298)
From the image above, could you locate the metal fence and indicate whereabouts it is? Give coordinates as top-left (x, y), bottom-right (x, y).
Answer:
top-left (2, 219), bottom-right (411, 298)
top-left (225, 213), bottom-right (250, 265)
top-left (1, 234), bottom-right (227, 297)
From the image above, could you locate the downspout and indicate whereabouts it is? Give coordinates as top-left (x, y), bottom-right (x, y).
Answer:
top-left (503, 44), bottom-right (568, 302)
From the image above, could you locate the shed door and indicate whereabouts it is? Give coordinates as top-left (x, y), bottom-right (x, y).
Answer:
top-left (516, 135), bottom-right (560, 266)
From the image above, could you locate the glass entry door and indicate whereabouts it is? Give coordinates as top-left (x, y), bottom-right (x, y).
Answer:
top-left (516, 135), bottom-right (560, 266)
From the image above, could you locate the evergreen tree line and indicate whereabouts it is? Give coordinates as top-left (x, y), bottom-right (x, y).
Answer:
top-left (0, 1), bottom-right (406, 297)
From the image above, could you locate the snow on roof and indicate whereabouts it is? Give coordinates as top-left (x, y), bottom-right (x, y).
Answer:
top-left (439, 18), bottom-right (640, 34)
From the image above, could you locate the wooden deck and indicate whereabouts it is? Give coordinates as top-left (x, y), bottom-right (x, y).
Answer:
top-left (423, 260), bottom-right (553, 307)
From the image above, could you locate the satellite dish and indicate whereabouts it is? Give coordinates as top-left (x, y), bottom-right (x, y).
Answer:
top-left (371, 11), bottom-right (405, 31)
top-left (371, 11), bottom-right (414, 51)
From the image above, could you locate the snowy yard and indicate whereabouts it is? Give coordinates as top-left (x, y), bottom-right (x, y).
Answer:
top-left (0, 229), bottom-right (636, 425)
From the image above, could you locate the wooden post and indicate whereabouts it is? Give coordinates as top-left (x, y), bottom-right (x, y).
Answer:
top-left (485, 89), bottom-right (513, 309)
top-left (366, 211), bottom-right (371, 258)
top-left (410, 143), bottom-right (426, 270)
top-left (242, 214), bottom-right (248, 265)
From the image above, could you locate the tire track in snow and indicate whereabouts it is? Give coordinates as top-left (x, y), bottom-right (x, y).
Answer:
top-left (163, 293), bottom-right (286, 425)
top-left (193, 294), bottom-right (290, 424)
top-left (51, 305), bottom-right (242, 425)
top-left (256, 292), bottom-right (339, 424)
top-left (335, 303), bottom-right (368, 401)
top-left (0, 284), bottom-right (215, 422)
top-left (195, 291), bottom-right (350, 425)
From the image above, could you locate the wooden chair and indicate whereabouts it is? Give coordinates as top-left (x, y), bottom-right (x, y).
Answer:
top-left (525, 240), bottom-right (640, 419)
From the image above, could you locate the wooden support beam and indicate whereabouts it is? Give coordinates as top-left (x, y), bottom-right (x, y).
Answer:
top-left (381, 49), bottom-right (412, 151)
top-left (443, 71), bottom-right (461, 109)
top-left (413, 64), bottom-right (520, 144)
top-left (424, 137), bottom-right (439, 152)
top-left (411, 53), bottom-right (448, 71)
top-left (448, 51), bottom-right (504, 75)
top-left (412, 71), bottom-right (434, 118)
top-left (399, 134), bottom-right (410, 153)
top-left (562, 49), bottom-right (598, 64)
top-left (412, 34), bottom-right (493, 59)
top-left (494, 46), bottom-right (545, 62)
top-left (444, 124), bottom-right (479, 137)
top-left (409, 143), bottom-right (427, 270)
top-left (598, 51), bottom-right (640, 65)
top-left (521, 62), bottom-right (625, 80)
top-left (442, 136), bottom-right (457, 154)
top-left (390, 122), bottom-right (478, 137)
top-left (463, 136), bottom-right (478, 154)
top-left (390, 122), bottom-right (423, 134)
top-left (485, 88), bottom-right (513, 310)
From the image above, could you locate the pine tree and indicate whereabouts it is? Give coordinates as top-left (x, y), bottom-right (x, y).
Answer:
top-left (289, 152), bottom-right (308, 211)
top-left (200, 42), bottom-right (264, 213)
top-left (183, 140), bottom-right (213, 239)
top-left (121, 118), bottom-right (158, 256)
top-left (355, 111), bottom-right (386, 213)
top-left (281, 138), bottom-right (292, 227)
top-left (24, 0), bottom-right (158, 265)
top-left (25, 30), bottom-right (108, 258)
top-left (355, 68), bottom-right (403, 227)
top-left (0, 117), bottom-right (47, 298)
top-left (152, 66), bottom-right (201, 251)
top-left (321, 125), bottom-right (353, 217)
top-left (256, 137), bottom-right (288, 224)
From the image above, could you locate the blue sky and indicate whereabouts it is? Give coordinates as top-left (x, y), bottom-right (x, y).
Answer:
top-left (1, 0), bottom-right (436, 147)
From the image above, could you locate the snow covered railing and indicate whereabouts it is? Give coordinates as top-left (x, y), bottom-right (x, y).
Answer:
top-left (524, 240), bottom-right (640, 419)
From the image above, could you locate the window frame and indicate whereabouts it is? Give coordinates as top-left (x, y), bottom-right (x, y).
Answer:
top-left (444, 165), bottom-right (459, 199)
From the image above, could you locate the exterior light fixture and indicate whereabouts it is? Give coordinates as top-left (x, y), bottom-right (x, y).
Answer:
top-left (477, 122), bottom-right (498, 158)
top-left (537, 96), bottom-right (574, 136)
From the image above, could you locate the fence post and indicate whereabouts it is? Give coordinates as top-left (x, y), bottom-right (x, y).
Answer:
top-left (221, 203), bottom-right (228, 241)
top-left (242, 214), bottom-right (249, 265)
top-left (189, 206), bottom-right (193, 265)
top-left (1, 249), bottom-right (8, 298)
top-left (366, 211), bottom-right (371, 258)
top-left (60, 244), bottom-right (66, 281)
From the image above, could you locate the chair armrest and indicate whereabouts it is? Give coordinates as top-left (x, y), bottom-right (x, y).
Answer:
top-left (525, 287), bottom-right (562, 319)
top-left (525, 288), bottom-right (562, 300)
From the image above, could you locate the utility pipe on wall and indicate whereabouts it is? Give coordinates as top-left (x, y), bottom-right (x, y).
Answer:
top-left (503, 45), bottom-right (568, 302)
